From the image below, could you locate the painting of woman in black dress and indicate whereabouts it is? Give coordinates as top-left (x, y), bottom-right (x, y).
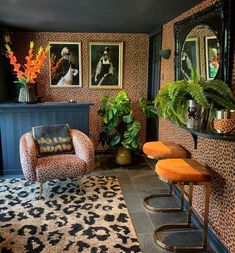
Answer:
top-left (89, 42), bottom-right (123, 89)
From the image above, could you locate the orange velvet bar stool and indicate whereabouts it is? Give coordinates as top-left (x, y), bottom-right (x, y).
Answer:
top-left (143, 141), bottom-right (187, 212)
top-left (154, 158), bottom-right (212, 252)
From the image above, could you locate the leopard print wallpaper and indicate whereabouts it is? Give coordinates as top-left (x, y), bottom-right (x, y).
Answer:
top-left (160, 0), bottom-right (235, 251)
top-left (12, 32), bottom-right (149, 151)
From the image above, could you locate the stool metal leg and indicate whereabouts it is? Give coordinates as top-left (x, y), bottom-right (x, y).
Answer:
top-left (187, 182), bottom-right (193, 225)
top-left (154, 182), bottom-right (211, 252)
top-left (144, 183), bottom-right (184, 212)
top-left (203, 184), bottom-right (211, 249)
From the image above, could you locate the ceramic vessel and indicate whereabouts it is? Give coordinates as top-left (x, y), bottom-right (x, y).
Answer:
top-left (185, 100), bottom-right (209, 130)
top-left (18, 85), bottom-right (37, 104)
top-left (115, 147), bottom-right (132, 165)
top-left (212, 109), bottom-right (235, 135)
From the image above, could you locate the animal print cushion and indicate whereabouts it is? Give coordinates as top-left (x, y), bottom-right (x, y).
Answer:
top-left (32, 124), bottom-right (74, 157)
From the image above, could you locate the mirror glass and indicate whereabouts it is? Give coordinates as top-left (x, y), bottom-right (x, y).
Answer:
top-left (181, 25), bottom-right (220, 81)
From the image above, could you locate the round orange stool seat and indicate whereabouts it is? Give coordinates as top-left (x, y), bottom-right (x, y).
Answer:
top-left (156, 158), bottom-right (212, 183)
top-left (143, 141), bottom-right (187, 159)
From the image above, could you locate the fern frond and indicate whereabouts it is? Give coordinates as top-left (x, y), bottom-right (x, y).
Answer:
top-left (185, 83), bottom-right (209, 108)
top-left (203, 80), bottom-right (234, 99)
top-left (205, 92), bottom-right (235, 109)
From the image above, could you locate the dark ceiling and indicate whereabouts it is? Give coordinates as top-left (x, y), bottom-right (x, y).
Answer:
top-left (0, 0), bottom-right (203, 34)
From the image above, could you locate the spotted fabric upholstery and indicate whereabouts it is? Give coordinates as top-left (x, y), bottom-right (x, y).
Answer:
top-left (20, 129), bottom-right (95, 182)
top-left (19, 133), bottom-right (38, 181)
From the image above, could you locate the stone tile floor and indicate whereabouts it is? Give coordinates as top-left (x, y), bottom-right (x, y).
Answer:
top-left (92, 155), bottom-right (216, 253)
top-left (1, 154), bottom-right (216, 253)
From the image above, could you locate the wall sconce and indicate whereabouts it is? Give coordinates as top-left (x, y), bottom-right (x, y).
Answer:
top-left (159, 49), bottom-right (171, 59)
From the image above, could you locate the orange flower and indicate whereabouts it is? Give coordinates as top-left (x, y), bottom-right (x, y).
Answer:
top-left (5, 41), bottom-right (49, 86)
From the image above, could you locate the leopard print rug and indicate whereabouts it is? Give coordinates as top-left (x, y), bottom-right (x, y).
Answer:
top-left (0, 176), bottom-right (141, 253)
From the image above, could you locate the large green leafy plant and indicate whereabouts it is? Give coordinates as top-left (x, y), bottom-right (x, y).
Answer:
top-left (98, 91), bottom-right (141, 151)
top-left (154, 70), bottom-right (235, 125)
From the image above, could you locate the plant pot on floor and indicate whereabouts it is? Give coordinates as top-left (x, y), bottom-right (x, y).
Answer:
top-left (185, 99), bottom-right (209, 130)
top-left (115, 147), bottom-right (132, 165)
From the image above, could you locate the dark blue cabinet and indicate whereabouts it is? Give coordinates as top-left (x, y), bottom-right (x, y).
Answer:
top-left (0, 103), bottom-right (93, 176)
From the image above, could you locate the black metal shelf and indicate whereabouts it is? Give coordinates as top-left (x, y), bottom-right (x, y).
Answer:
top-left (180, 125), bottom-right (235, 149)
top-left (151, 108), bottom-right (235, 148)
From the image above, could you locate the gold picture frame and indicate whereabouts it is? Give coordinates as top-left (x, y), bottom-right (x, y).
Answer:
top-left (49, 42), bottom-right (82, 87)
top-left (89, 42), bottom-right (123, 89)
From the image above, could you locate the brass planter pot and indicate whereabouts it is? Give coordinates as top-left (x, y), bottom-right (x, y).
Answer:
top-left (211, 109), bottom-right (235, 135)
top-left (115, 147), bottom-right (132, 165)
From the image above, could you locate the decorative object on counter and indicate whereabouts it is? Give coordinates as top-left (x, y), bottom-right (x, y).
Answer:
top-left (5, 41), bottom-right (49, 103)
top-left (69, 99), bottom-right (76, 103)
top-left (154, 69), bottom-right (235, 130)
top-left (98, 91), bottom-right (141, 165)
top-left (185, 99), bottom-right (209, 130)
top-left (211, 109), bottom-right (235, 135)
top-left (18, 84), bottom-right (37, 104)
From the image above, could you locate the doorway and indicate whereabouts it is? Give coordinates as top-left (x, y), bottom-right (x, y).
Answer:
top-left (147, 27), bottom-right (162, 141)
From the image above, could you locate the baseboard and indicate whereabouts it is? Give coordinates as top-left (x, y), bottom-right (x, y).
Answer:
top-left (95, 150), bottom-right (114, 155)
top-left (172, 185), bottom-right (230, 253)
top-left (95, 150), bottom-right (144, 156)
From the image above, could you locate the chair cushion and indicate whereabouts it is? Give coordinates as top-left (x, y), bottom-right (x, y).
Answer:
top-left (36, 154), bottom-right (87, 182)
top-left (143, 141), bottom-right (187, 159)
top-left (32, 124), bottom-right (74, 157)
top-left (155, 159), bottom-right (212, 183)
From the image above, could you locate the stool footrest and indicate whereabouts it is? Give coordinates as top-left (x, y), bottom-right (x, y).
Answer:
top-left (155, 224), bottom-right (205, 252)
top-left (144, 194), bottom-right (183, 212)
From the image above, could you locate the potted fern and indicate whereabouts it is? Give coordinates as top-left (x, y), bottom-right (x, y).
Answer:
top-left (154, 70), bottom-right (235, 129)
top-left (98, 91), bottom-right (141, 165)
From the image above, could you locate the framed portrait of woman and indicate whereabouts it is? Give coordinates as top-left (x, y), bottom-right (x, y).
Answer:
top-left (88, 42), bottom-right (123, 89)
top-left (49, 42), bottom-right (82, 87)
top-left (205, 36), bottom-right (220, 80)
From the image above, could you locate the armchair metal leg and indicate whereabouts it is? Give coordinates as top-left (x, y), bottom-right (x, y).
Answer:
top-left (39, 182), bottom-right (43, 199)
top-left (77, 177), bottom-right (86, 194)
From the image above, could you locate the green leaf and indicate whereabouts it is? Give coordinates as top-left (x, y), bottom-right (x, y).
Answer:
top-left (109, 135), bottom-right (121, 147)
top-left (123, 112), bottom-right (133, 123)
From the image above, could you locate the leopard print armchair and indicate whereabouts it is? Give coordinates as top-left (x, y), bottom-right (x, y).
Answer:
top-left (19, 129), bottom-right (95, 196)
